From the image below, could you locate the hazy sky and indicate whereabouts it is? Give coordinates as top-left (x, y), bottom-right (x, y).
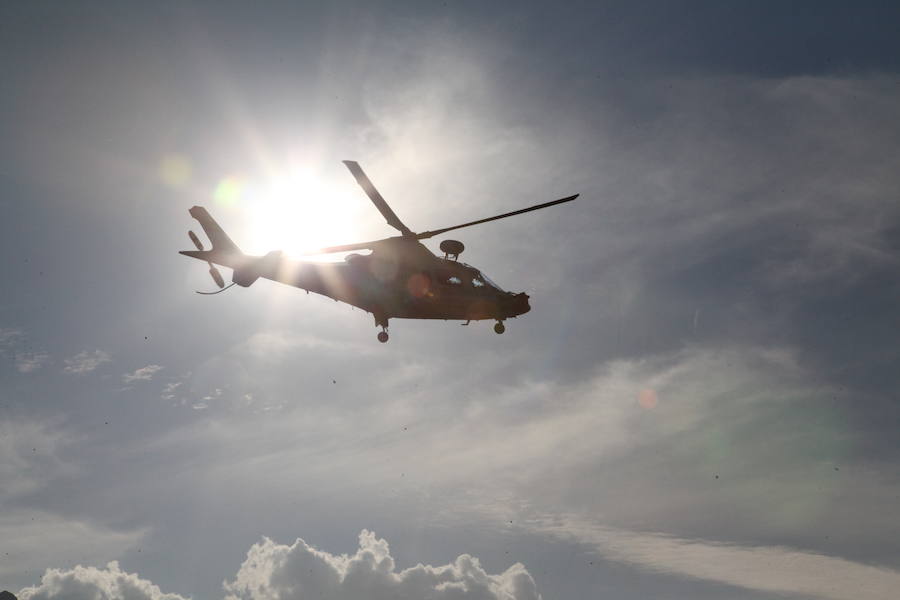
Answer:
top-left (2, 2), bottom-right (900, 599)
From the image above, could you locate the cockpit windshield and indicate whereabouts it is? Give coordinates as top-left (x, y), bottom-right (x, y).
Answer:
top-left (437, 258), bottom-right (506, 291)
top-left (475, 270), bottom-right (503, 290)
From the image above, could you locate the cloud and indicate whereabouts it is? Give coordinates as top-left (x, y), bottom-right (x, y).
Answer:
top-left (14, 531), bottom-right (537, 600)
top-left (0, 419), bottom-right (74, 501)
top-left (155, 343), bottom-right (851, 520)
top-left (16, 352), bottom-right (51, 373)
top-left (122, 364), bottom-right (163, 384)
top-left (160, 381), bottom-right (182, 400)
top-left (224, 530), bottom-right (540, 600)
top-left (0, 327), bottom-right (24, 349)
top-left (62, 350), bottom-right (111, 375)
top-left (0, 329), bottom-right (50, 373)
top-left (17, 561), bottom-right (185, 600)
top-left (153, 338), bottom-right (900, 598)
top-left (530, 514), bottom-right (900, 600)
top-left (239, 330), bottom-right (378, 359)
top-left (2, 514), bottom-right (145, 593)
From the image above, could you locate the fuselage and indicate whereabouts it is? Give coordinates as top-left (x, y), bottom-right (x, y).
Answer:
top-left (224, 239), bottom-right (531, 322)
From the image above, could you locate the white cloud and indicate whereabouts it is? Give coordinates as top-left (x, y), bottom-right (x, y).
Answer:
top-left (15, 352), bottom-right (51, 373)
top-left (155, 344), bottom-right (841, 519)
top-left (122, 364), bottom-right (163, 383)
top-left (2, 514), bottom-right (146, 595)
top-left (160, 381), bottom-right (182, 400)
top-left (0, 328), bottom-right (51, 373)
top-left (17, 561), bottom-right (184, 600)
top-left (13, 531), bottom-right (537, 600)
top-left (0, 419), bottom-right (74, 500)
top-left (62, 350), bottom-right (111, 375)
top-left (224, 530), bottom-right (540, 600)
top-left (0, 327), bottom-right (24, 349)
top-left (239, 330), bottom-right (378, 359)
top-left (530, 514), bottom-right (900, 600)
top-left (151, 339), bottom-right (900, 600)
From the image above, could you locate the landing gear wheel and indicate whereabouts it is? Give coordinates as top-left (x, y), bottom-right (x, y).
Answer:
top-left (494, 321), bottom-right (506, 334)
top-left (374, 313), bottom-right (390, 343)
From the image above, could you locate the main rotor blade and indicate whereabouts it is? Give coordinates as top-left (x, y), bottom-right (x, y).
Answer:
top-left (343, 161), bottom-right (414, 237)
top-left (303, 237), bottom-right (394, 255)
top-left (416, 194), bottom-right (580, 240)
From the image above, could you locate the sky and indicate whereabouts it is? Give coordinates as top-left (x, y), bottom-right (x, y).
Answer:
top-left (1, 1), bottom-right (900, 599)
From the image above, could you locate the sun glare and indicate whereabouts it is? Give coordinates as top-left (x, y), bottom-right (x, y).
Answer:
top-left (239, 169), bottom-right (362, 258)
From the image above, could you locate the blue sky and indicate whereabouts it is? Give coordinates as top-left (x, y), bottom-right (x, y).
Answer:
top-left (2, 2), bottom-right (900, 599)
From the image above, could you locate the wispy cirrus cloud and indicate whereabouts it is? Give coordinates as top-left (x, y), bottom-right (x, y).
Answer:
top-left (0, 418), bottom-right (74, 501)
top-left (160, 381), bottom-right (182, 401)
top-left (16, 352), bottom-right (51, 373)
top-left (62, 350), bottom-right (111, 375)
top-left (0, 327), bottom-right (24, 348)
top-left (0, 328), bottom-right (51, 374)
top-left (122, 364), bottom-right (163, 384)
top-left (529, 513), bottom-right (900, 600)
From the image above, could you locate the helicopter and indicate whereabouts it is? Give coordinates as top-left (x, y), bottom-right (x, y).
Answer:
top-left (180, 160), bottom-right (578, 342)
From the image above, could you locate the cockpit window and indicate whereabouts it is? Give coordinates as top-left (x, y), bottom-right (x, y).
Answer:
top-left (447, 276), bottom-right (462, 285)
top-left (477, 271), bottom-right (503, 290)
top-left (472, 278), bottom-right (485, 287)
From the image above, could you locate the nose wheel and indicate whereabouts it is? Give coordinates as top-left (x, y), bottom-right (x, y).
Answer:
top-left (377, 330), bottom-right (389, 343)
top-left (494, 321), bottom-right (506, 334)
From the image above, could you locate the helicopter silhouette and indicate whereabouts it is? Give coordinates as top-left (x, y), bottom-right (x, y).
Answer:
top-left (180, 160), bottom-right (578, 342)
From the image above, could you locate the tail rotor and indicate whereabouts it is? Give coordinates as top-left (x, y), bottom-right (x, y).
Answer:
top-left (187, 230), bottom-right (233, 295)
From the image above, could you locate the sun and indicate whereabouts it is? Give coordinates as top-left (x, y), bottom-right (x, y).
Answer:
top-left (239, 169), bottom-right (363, 258)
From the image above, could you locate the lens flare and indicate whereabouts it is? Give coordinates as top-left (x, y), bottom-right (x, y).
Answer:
top-left (406, 273), bottom-right (431, 298)
top-left (214, 176), bottom-right (245, 206)
top-left (638, 388), bottom-right (658, 410)
top-left (159, 154), bottom-right (192, 188)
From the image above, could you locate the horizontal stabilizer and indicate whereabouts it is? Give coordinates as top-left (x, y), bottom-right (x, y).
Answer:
top-left (179, 250), bottom-right (215, 261)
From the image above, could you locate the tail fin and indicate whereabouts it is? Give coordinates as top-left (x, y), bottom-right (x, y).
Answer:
top-left (187, 206), bottom-right (241, 255)
top-left (179, 206), bottom-right (246, 269)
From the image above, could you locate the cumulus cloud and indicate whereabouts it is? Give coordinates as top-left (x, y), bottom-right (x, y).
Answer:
top-left (13, 531), bottom-right (538, 600)
top-left (224, 530), bottom-right (540, 600)
top-left (1, 513), bottom-right (145, 590)
top-left (122, 364), bottom-right (163, 383)
top-left (0, 420), bottom-right (149, 590)
top-left (17, 562), bottom-right (186, 600)
top-left (62, 350), bottom-right (111, 375)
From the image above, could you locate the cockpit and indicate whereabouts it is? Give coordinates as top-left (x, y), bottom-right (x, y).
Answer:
top-left (437, 259), bottom-right (503, 292)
